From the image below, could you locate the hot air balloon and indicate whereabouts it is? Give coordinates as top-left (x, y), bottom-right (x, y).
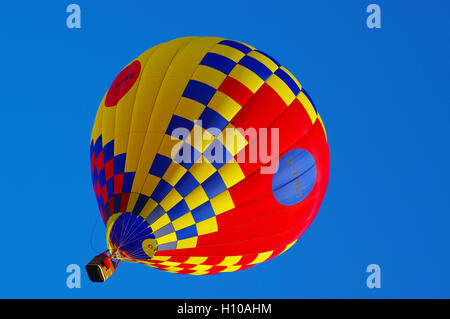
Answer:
top-left (86, 36), bottom-right (329, 281)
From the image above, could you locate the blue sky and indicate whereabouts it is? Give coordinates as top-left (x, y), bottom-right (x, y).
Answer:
top-left (0, 1), bottom-right (449, 298)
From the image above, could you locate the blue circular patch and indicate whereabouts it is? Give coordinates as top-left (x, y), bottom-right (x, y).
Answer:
top-left (272, 148), bottom-right (317, 206)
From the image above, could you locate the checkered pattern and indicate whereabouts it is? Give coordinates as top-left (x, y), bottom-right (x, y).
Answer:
top-left (90, 38), bottom-right (324, 274)
top-left (136, 239), bottom-right (298, 275)
top-left (90, 137), bottom-right (134, 223)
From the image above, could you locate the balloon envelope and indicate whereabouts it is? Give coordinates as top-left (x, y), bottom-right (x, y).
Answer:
top-left (90, 37), bottom-right (330, 275)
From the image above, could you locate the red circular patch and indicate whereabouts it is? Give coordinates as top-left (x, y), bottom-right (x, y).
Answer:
top-left (105, 60), bottom-right (141, 107)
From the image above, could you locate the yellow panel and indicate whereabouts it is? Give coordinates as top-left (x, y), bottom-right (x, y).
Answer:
top-left (166, 37), bottom-right (223, 77)
top-left (318, 114), bottom-right (327, 141)
top-left (131, 36), bottom-right (196, 133)
top-left (160, 188), bottom-right (183, 211)
top-left (189, 157), bottom-right (216, 184)
top-left (136, 43), bottom-right (161, 64)
top-left (124, 38), bottom-right (194, 172)
top-left (113, 65), bottom-right (144, 155)
top-left (123, 132), bottom-right (146, 172)
top-left (219, 123), bottom-right (248, 156)
top-left (196, 216), bottom-right (218, 235)
top-left (101, 106), bottom-right (116, 146)
top-left (162, 162), bottom-right (187, 186)
top-left (158, 134), bottom-right (184, 159)
top-left (90, 97), bottom-right (104, 143)
top-left (210, 190), bottom-right (235, 215)
top-left (209, 44), bottom-right (245, 62)
top-left (148, 78), bottom-right (191, 134)
top-left (207, 91), bottom-right (242, 121)
top-left (191, 264), bottom-right (213, 271)
top-left (282, 239), bottom-right (298, 253)
top-left (156, 232), bottom-right (177, 245)
top-left (139, 198), bottom-right (158, 219)
top-left (172, 212), bottom-right (195, 231)
top-left (217, 255), bottom-right (242, 266)
top-left (158, 261), bottom-right (181, 267)
top-left (150, 256), bottom-right (171, 262)
top-left (164, 266), bottom-right (183, 273)
top-left (266, 74), bottom-right (296, 106)
top-left (127, 77), bottom-right (165, 136)
top-left (140, 174), bottom-right (161, 197)
top-left (228, 64), bottom-right (264, 93)
top-left (221, 265), bottom-right (242, 272)
top-left (103, 43), bottom-right (154, 150)
top-left (191, 65), bottom-right (227, 89)
top-left (150, 255), bottom-right (171, 262)
top-left (131, 132), bottom-right (164, 193)
top-left (184, 186), bottom-right (209, 210)
top-left (218, 160), bottom-right (245, 188)
top-left (176, 237), bottom-right (197, 249)
top-left (125, 192), bottom-right (140, 213)
top-left (173, 97), bottom-right (206, 122)
top-left (247, 50), bottom-right (278, 72)
top-left (248, 251), bottom-right (273, 265)
top-left (150, 214), bottom-right (171, 231)
top-left (297, 92), bottom-right (317, 124)
top-left (185, 256), bottom-right (208, 265)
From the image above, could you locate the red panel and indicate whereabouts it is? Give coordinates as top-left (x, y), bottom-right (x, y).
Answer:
top-left (114, 173), bottom-right (124, 195)
top-left (90, 152), bottom-right (96, 174)
top-left (108, 197), bottom-right (115, 216)
top-left (120, 193), bottom-right (130, 212)
top-left (96, 150), bottom-right (104, 173)
top-left (104, 159), bottom-right (114, 181)
top-left (101, 184), bottom-right (108, 205)
top-left (218, 76), bottom-right (253, 106)
top-left (94, 180), bottom-right (101, 199)
top-left (231, 83), bottom-right (286, 132)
